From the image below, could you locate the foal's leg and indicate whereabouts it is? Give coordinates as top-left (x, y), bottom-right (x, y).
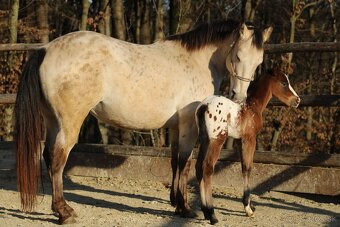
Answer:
top-left (169, 128), bottom-right (179, 207)
top-left (239, 137), bottom-right (256, 217)
top-left (199, 134), bottom-right (226, 225)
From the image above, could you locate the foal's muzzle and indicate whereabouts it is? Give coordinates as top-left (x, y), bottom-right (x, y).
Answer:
top-left (291, 96), bottom-right (301, 108)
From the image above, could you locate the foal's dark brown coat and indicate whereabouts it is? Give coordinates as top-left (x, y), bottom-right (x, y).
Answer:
top-left (195, 68), bottom-right (300, 224)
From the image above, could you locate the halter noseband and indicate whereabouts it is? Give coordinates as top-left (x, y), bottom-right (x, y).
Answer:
top-left (227, 39), bottom-right (255, 83)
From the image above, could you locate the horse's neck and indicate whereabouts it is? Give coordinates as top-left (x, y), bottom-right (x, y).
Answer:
top-left (247, 79), bottom-right (272, 115)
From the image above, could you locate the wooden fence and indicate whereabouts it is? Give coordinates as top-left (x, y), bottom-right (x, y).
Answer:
top-left (0, 42), bottom-right (339, 196)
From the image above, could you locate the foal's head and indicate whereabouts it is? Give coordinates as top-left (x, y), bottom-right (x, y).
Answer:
top-left (268, 68), bottom-right (300, 108)
top-left (227, 22), bottom-right (273, 103)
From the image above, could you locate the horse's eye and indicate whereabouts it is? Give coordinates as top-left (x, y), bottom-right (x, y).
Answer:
top-left (281, 82), bottom-right (288, 87)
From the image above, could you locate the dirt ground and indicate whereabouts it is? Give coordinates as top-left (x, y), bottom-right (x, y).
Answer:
top-left (0, 175), bottom-right (339, 227)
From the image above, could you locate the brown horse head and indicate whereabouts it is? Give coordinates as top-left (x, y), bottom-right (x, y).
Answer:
top-left (268, 68), bottom-right (300, 108)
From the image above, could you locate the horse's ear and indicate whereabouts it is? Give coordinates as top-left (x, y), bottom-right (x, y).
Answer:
top-left (239, 23), bottom-right (253, 40)
top-left (262, 26), bottom-right (273, 42)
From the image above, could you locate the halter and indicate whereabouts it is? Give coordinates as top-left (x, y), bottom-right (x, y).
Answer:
top-left (226, 38), bottom-right (255, 83)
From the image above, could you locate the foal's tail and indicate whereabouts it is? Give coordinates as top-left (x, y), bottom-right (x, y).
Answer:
top-left (195, 104), bottom-right (210, 159)
top-left (195, 104), bottom-right (208, 141)
top-left (15, 48), bottom-right (46, 212)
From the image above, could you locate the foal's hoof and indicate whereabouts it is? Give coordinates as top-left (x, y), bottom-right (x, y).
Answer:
top-left (202, 207), bottom-right (218, 224)
top-left (59, 215), bottom-right (77, 225)
top-left (245, 204), bottom-right (255, 217)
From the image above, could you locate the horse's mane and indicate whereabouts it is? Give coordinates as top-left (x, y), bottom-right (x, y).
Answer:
top-left (165, 20), bottom-right (264, 51)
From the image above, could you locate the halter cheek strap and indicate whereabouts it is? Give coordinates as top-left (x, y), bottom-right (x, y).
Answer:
top-left (226, 41), bottom-right (255, 83)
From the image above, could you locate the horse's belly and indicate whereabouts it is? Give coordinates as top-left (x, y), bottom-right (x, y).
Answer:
top-left (91, 101), bottom-right (175, 130)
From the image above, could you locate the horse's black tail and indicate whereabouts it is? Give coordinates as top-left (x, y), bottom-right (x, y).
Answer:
top-left (15, 48), bottom-right (46, 212)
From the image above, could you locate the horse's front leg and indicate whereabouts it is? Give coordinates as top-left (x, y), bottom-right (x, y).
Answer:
top-left (239, 137), bottom-right (256, 217)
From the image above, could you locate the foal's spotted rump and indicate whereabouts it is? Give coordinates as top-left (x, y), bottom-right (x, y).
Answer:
top-left (198, 96), bottom-right (242, 139)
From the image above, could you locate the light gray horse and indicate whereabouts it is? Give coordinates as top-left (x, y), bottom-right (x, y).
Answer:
top-left (15, 20), bottom-right (272, 224)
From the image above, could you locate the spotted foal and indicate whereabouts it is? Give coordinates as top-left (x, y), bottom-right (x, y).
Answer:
top-left (195, 68), bottom-right (300, 224)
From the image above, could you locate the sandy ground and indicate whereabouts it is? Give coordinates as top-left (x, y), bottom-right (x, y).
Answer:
top-left (0, 175), bottom-right (339, 227)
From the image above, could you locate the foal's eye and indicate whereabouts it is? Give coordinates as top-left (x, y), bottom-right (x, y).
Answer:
top-left (281, 82), bottom-right (288, 87)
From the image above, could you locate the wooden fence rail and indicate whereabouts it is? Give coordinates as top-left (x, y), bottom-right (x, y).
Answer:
top-left (1, 94), bottom-right (339, 106)
top-left (1, 141), bottom-right (339, 196)
top-left (1, 42), bottom-right (340, 52)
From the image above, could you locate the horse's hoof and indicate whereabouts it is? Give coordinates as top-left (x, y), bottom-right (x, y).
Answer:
top-left (180, 209), bottom-right (198, 218)
top-left (68, 209), bottom-right (78, 218)
top-left (59, 215), bottom-right (77, 225)
top-left (210, 216), bottom-right (219, 225)
top-left (175, 207), bottom-right (197, 218)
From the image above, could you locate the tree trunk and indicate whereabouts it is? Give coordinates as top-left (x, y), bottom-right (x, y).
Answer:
top-left (169, 0), bottom-right (180, 34)
top-left (103, 0), bottom-right (112, 36)
top-left (96, 1), bottom-right (111, 35)
top-left (140, 0), bottom-right (151, 44)
top-left (154, 0), bottom-right (164, 40)
top-left (80, 0), bottom-right (90, 31)
top-left (111, 0), bottom-right (126, 40)
top-left (135, 0), bottom-right (142, 43)
top-left (36, 0), bottom-right (49, 43)
top-left (329, 0), bottom-right (337, 96)
top-left (5, 0), bottom-right (19, 141)
top-left (9, 0), bottom-right (19, 44)
top-left (329, 0), bottom-right (338, 154)
top-left (170, 0), bottom-right (194, 35)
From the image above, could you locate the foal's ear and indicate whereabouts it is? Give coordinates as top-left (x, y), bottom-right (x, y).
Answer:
top-left (267, 66), bottom-right (280, 77)
top-left (240, 23), bottom-right (253, 40)
top-left (262, 26), bottom-right (273, 42)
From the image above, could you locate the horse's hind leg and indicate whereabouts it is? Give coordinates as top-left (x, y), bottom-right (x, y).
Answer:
top-left (197, 135), bottom-right (226, 225)
top-left (239, 137), bottom-right (256, 217)
top-left (43, 109), bottom-right (88, 224)
top-left (169, 128), bottom-right (179, 207)
top-left (174, 103), bottom-right (201, 218)
top-left (45, 127), bottom-right (80, 224)
top-left (175, 121), bottom-right (197, 218)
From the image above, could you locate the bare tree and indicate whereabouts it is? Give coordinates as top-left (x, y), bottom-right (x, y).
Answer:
top-left (5, 0), bottom-right (19, 141)
top-left (140, 0), bottom-right (152, 44)
top-left (80, 0), bottom-right (90, 31)
top-left (111, 0), bottom-right (126, 40)
top-left (36, 0), bottom-right (49, 43)
top-left (153, 0), bottom-right (164, 40)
